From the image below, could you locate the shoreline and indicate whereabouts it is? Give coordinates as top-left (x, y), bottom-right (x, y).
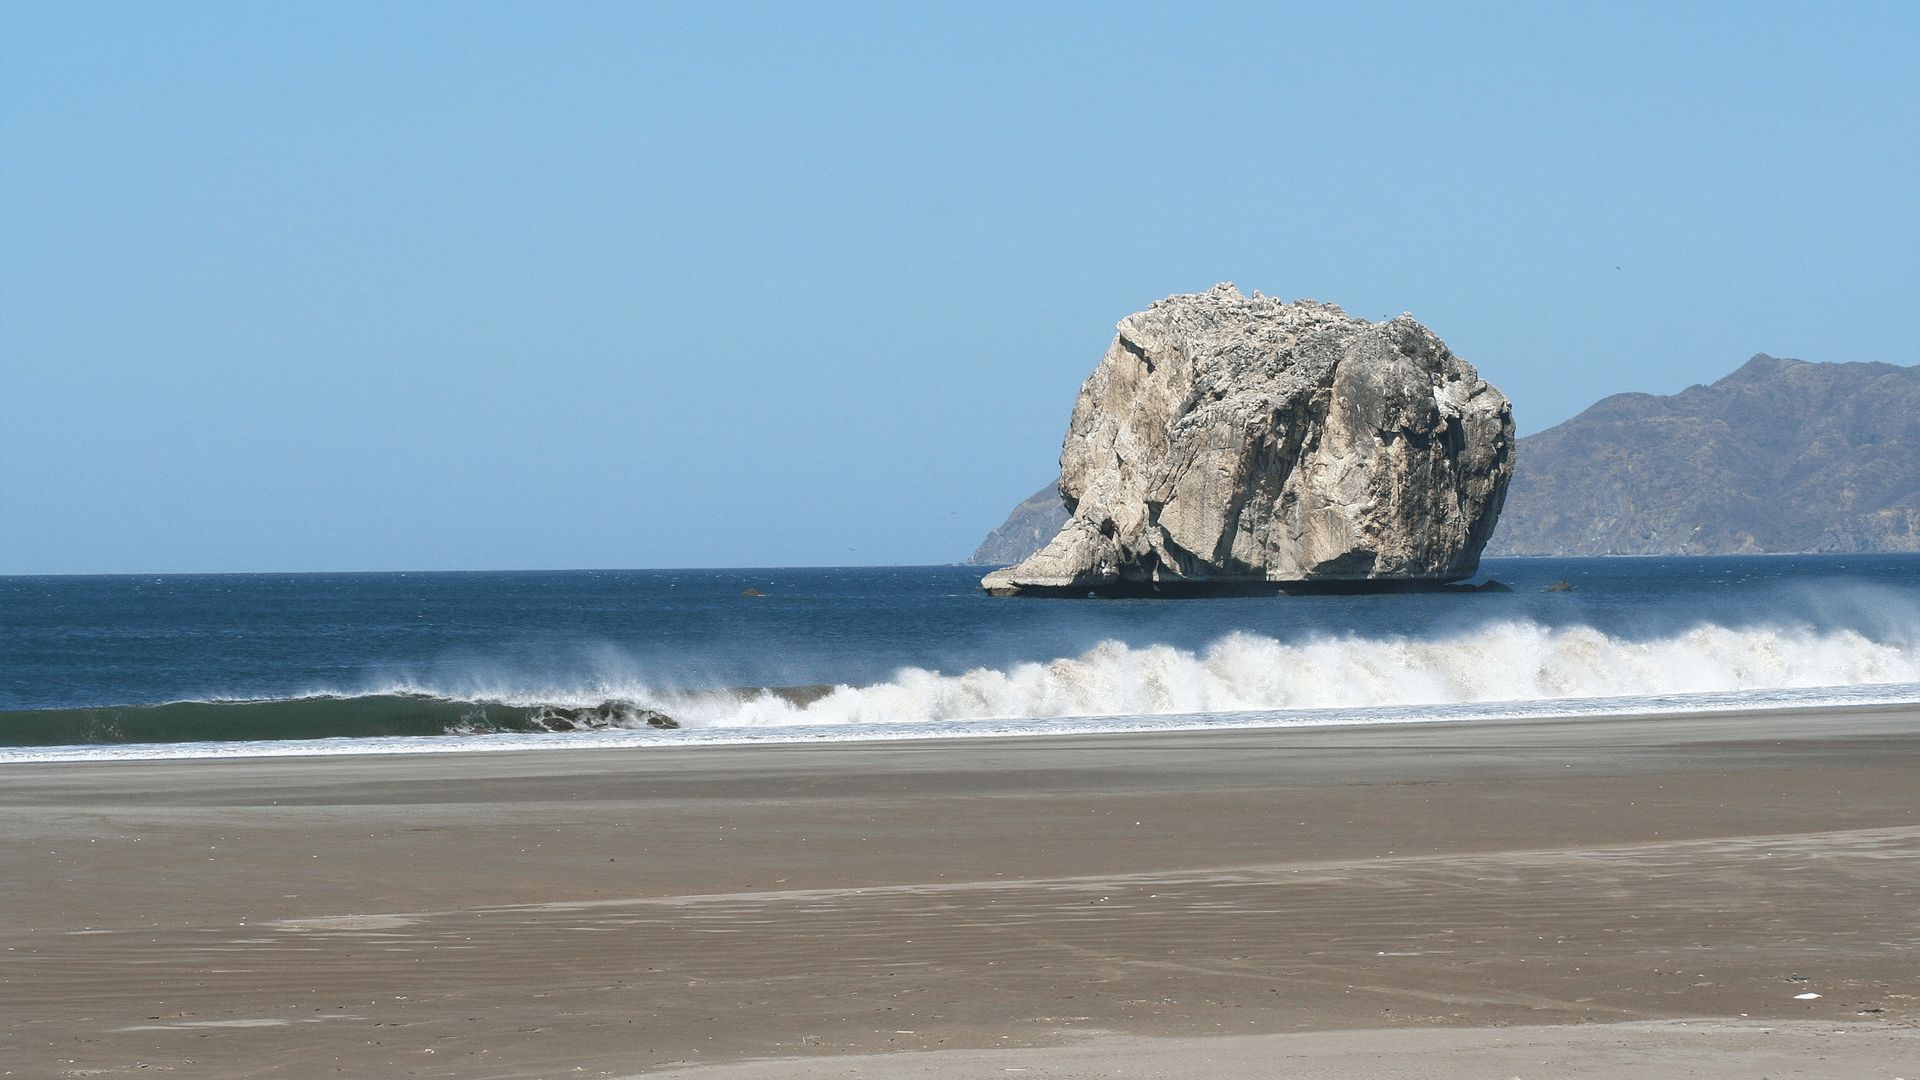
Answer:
top-left (5, 681), bottom-right (1918, 764)
top-left (6, 703), bottom-right (1917, 1077)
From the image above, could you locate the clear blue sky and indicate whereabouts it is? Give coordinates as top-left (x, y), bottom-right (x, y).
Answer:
top-left (3, 2), bottom-right (1915, 574)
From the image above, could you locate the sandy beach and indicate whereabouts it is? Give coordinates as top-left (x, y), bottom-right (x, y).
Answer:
top-left (4, 704), bottom-right (1916, 1078)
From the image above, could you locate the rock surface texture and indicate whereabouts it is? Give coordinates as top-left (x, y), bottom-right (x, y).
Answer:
top-left (1486, 354), bottom-right (1920, 555)
top-left (981, 285), bottom-right (1515, 596)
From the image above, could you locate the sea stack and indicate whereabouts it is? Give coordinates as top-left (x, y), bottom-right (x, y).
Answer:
top-left (982, 284), bottom-right (1515, 596)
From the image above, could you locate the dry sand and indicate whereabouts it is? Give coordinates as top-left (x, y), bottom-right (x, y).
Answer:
top-left (3, 704), bottom-right (1916, 1078)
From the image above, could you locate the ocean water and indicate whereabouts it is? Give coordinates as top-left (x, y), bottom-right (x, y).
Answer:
top-left (2, 555), bottom-right (1916, 762)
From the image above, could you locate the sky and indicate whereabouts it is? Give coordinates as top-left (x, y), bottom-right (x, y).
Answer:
top-left (2, 2), bottom-right (1916, 574)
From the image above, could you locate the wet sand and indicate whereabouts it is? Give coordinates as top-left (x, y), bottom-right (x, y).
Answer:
top-left (3, 704), bottom-right (1917, 1078)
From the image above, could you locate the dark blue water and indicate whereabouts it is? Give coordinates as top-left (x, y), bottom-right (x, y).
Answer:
top-left (2, 556), bottom-right (1916, 749)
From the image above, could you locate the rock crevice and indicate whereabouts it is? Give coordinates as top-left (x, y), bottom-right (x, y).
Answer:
top-left (982, 284), bottom-right (1514, 596)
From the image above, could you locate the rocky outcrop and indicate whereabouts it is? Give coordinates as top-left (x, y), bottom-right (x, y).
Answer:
top-left (1486, 354), bottom-right (1920, 555)
top-left (526, 702), bottom-right (678, 730)
top-left (967, 482), bottom-right (1071, 566)
top-left (982, 284), bottom-right (1515, 596)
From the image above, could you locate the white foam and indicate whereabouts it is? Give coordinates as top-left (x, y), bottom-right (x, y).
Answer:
top-left (648, 620), bottom-right (1919, 729)
top-left (4, 682), bottom-right (1917, 764)
top-left (6, 619), bottom-right (1916, 763)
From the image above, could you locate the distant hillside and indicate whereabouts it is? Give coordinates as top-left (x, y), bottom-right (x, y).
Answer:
top-left (1487, 354), bottom-right (1919, 555)
top-left (966, 482), bottom-right (1069, 566)
top-left (973, 354), bottom-right (1919, 565)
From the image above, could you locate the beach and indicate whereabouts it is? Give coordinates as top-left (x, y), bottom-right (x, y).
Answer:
top-left (5, 704), bottom-right (1916, 1078)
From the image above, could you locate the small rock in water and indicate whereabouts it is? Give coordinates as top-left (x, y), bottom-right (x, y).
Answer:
top-left (1545, 579), bottom-right (1573, 592)
top-left (528, 702), bottom-right (679, 731)
top-left (740, 588), bottom-right (767, 597)
top-left (1475, 579), bottom-right (1514, 592)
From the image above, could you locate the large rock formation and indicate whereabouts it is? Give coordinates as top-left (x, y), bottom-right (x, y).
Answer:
top-left (1486, 354), bottom-right (1920, 555)
top-left (981, 284), bottom-right (1515, 596)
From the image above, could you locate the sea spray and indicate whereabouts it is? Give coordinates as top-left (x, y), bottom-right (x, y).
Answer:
top-left (8, 682), bottom-right (1919, 765)
top-left (650, 620), bottom-right (1920, 729)
top-left (6, 558), bottom-right (1916, 752)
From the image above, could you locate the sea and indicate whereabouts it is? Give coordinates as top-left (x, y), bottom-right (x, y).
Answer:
top-left (3, 555), bottom-right (1917, 764)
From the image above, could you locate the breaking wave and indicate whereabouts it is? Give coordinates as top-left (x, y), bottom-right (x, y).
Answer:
top-left (4, 618), bottom-right (1915, 758)
top-left (667, 619), bottom-right (1919, 728)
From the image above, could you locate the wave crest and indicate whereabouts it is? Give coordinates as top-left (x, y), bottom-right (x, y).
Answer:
top-left (658, 620), bottom-right (1919, 728)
